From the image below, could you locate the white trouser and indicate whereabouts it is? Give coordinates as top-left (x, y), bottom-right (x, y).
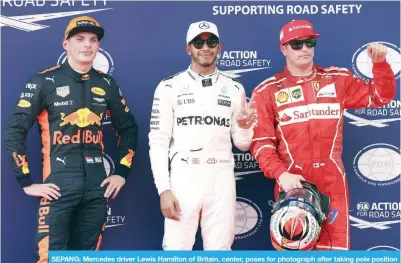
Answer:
top-left (162, 151), bottom-right (236, 250)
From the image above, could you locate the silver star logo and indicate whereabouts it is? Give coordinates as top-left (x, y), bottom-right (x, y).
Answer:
top-left (199, 22), bottom-right (210, 29)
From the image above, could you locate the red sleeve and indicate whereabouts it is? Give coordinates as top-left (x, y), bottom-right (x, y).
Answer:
top-left (344, 60), bottom-right (396, 109)
top-left (250, 88), bottom-right (287, 180)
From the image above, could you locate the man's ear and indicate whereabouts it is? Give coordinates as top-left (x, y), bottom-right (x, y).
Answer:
top-left (185, 45), bottom-right (192, 56)
top-left (280, 44), bottom-right (287, 57)
top-left (62, 39), bottom-right (68, 51)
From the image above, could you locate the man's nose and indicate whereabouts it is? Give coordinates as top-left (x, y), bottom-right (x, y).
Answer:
top-left (84, 39), bottom-right (92, 47)
top-left (201, 41), bottom-right (211, 51)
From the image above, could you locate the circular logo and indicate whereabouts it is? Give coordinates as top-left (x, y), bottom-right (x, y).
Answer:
top-left (103, 152), bottom-right (115, 177)
top-left (353, 143), bottom-right (401, 187)
top-left (199, 22), bottom-right (210, 29)
top-left (352, 42), bottom-right (401, 80)
top-left (235, 197), bottom-right (263, 239)
top-left (367, 245), bottom-right (400, 251)
top-left (57, 48), bottom-right (115, 75)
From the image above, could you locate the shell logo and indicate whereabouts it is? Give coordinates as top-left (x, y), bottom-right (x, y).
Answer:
top-left (277, 92), bottom-right (289, 103)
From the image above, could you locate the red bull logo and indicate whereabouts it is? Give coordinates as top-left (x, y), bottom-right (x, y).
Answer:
top-left (38, 197), bottom-right (50, 233)
top-left (53, 130), bottom-right (103, 145)
top-left (13, 152), bottom-right (30, 174)
top-left (120, 149), bottom-right (135, 168)
top-left (60, 108), bottom-right (103, 128)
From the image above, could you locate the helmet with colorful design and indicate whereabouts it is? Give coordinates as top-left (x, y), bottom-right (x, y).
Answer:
top-left (269, 181), bottom-right (330, 250)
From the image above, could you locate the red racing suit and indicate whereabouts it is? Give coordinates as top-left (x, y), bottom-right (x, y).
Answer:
top-left (250, 61), bottom-right (396, 250)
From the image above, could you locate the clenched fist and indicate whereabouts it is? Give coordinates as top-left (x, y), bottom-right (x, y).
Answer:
top-left (367, 43), bottom-right (387, 63)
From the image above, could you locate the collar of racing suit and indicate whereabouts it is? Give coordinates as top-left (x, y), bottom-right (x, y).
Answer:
top-left (283, 65), bottom-right (324, 84)
top-left (62, 59), bottom-right (96, 81)
top-left (186, 65), bottom-right (220, 85)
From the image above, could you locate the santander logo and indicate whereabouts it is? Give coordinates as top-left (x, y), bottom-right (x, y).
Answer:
top-left (289, 25), bottom-right (312, 32)
top-left (278, 103), bottom-right (341, 126)
top-left (279, 113), bottom-right (292, 122)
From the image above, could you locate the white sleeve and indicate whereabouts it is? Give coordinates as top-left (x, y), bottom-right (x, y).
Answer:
top-left (231, 84), bottom-right (254, 152)
top-left (148, 81), bottom-right (173, 195)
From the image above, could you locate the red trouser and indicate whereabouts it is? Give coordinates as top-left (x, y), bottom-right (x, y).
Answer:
top-left (273, 160), bottom-right (350, 251)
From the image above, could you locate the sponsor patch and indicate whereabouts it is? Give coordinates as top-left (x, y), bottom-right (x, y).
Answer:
top-left (316, 83), bottom-right (337, 98)
top-left (120, 149), bottom-right (135, 168)
top-left (20, 92), bottom-right (34, 99)
top-left (220, 86), bottom-right (228, 95)
top-left (91, 87), bottom-right (106, 96)
top-left (26, 83), bottom-right (37, 90)
top-left (17, 99), bottom-right (31, 107)
top-left (56, 86), bottom-right (70, 98)
top-left (276, 91), bottom-right (289, 103)
top-left (202, 78), bottom-right (212, 87)
top-left (177, 116), bottom-right (231, 127)
top-left (312, 82), bottom-right (320, 91)
top-left (278, 103), bottom-right (341, 126)
top-left (218, 99), bottom-right (231, 107)
top-left (177, 98), bottom-right (195, 106)
top-left (291, 88), bottom-right (302, 99)
top-left (94, 97), bottom-right (105, 102)
top-left (275, 85), bottom-right (304, 106)
top-left (54, 100), bottom-right (74, 107)
top-left (77, 20), bottom-right (96, 27)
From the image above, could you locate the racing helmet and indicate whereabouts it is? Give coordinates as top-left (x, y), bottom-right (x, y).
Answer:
top-left (269, 181), bottom-right (330, 250)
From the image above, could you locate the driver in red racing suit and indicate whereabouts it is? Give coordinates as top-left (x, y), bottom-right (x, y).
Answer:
top-left (250, 20), bottom-right (396, 250)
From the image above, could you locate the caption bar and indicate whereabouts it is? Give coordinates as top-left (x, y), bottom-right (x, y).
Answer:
top-left (48, 251), bottom-right (400, 263)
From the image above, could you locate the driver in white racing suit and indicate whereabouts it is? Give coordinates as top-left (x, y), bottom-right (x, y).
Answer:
top-left (148, 21), bottom-right (255, 250)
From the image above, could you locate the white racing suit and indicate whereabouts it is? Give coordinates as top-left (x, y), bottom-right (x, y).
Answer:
top-left (148, 66), bottom-right (253, 250)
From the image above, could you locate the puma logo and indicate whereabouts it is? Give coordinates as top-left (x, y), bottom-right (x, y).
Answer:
top-left (46, 76), bottom-right (55, 83)
top-left (56, 157), bottom-right (66, 165)
top-left (103, 77), bottom-right (111, 86)
top-left (295, 164), bottom-right (304, 171)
